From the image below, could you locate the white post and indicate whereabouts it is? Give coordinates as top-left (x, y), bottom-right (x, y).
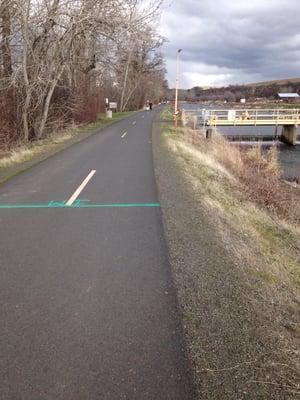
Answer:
top-left (174, 49), bottom-right (182, 115)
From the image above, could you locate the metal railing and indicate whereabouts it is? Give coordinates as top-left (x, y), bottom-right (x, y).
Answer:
top-left (182, 109), bottom-right (300, 128)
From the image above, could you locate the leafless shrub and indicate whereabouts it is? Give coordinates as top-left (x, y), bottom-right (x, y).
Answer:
top-left (240, 144), bottom-right (298, 220)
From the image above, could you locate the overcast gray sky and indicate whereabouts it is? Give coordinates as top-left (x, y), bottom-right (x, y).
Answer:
top-left (160, 0), bottom-right (300, 88)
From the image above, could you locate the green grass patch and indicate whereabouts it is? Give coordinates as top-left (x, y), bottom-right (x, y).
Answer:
top-left (251, 270), bottom-right (278, 284)
top-left (182, 311), bottom-right (195, 322)
top-left (161, 122), bottom-right (177, 136)
top-left (160, 107), bottom-right (174, 121)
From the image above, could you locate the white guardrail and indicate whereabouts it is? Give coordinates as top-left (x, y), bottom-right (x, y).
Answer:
top-left (182, 109), bottom-right (300, 128)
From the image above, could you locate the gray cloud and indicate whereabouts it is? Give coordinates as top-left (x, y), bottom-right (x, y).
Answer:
top-left (160, 0), bottom-right (300, 88)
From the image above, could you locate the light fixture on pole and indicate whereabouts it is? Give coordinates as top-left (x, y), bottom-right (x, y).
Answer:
top-left (174, 48), bottom-right (182, 115)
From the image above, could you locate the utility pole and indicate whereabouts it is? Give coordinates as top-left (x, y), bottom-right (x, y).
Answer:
top-left (174, 49), bottom-right (182, 115)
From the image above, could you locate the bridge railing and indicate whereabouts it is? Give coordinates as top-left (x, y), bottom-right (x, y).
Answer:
top-left (182, 108), bottom-right (300, 128)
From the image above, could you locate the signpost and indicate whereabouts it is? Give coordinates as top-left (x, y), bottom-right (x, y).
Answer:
top-left (109, 102), bottom-right (117, 111)
top-left (105, 98), bottom-right (117, 119)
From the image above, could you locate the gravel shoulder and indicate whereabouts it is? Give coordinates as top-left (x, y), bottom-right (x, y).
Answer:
top-left (152, 117), bottom-right (300, 399)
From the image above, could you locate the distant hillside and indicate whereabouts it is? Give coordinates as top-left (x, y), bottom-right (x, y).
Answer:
top-left (167, 78), bottom-right (300, 102)
top-left (245, 77), bottom-right (300, 87)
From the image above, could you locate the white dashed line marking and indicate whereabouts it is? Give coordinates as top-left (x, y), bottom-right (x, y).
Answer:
top-left (121, 131), bottom-right (127, 138)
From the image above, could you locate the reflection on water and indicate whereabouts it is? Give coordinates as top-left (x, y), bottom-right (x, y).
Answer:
top-left (278, 143), bottom-right (300, 180)
top-left (182, 104), bottom-right (300, 181)
top-left (215, 125), bottom-right (300, 139)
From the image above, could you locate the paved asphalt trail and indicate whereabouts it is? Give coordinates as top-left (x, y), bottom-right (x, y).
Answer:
top-left (0, 110), bottom-right (195, 399)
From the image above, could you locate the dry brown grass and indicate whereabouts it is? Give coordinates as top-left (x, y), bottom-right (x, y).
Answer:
top-left (239, 144), bottom-right (299, 220)
top-left (180, 128), bottom-right (299, 223)
top-left (0, 112), bottom-right (134, 171)
top-left (0, 129), bottom-right (78, 169)
top-left (165, 125), bottom-right (300, 306)
top-left (160, 124), bottom-right (300, 396)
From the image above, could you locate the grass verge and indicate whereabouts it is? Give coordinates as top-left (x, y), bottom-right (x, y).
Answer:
top-left (160, 106), bottom-right (174, 121)
top-left (153, 117), bottom-right (300, 399)
top-left (0, 111), bottom-right (134, 184)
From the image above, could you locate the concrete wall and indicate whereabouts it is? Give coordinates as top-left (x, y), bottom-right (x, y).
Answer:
top-left (281, 125), bottom-right (297, 145)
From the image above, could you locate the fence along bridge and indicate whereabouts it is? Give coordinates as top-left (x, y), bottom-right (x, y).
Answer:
top-left (182, 109), bottom-right (300, 145)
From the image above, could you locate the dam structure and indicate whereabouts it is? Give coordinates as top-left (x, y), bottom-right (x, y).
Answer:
top-left (182, 109), bottom-right (300, 145)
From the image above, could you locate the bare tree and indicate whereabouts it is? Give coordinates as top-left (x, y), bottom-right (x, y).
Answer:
top-left (0, 0), bottom-right (166, 146)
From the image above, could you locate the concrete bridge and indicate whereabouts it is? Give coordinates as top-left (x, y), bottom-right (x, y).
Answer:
top-left (182, 109), bottom-right (300, 145)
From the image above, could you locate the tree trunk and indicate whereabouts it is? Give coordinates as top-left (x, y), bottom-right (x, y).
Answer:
top-left (0, 2), bottom-right (13, 78)
top-left (122, 78), bottom-right (140, 111)
top-left (37, 65), bottom-right (65, 139)
top-left (120, 49), bottom-right (132, 111)
top-left (21, 0), bottom-right (32, 141)
top-left (22, 94), bottom-right (30, 142)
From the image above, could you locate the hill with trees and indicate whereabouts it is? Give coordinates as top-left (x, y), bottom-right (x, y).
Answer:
top-left (169, 78), bottom-right (300, 103)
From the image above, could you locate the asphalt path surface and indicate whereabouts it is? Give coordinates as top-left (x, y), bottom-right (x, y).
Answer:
top-left (0, 109), bottom-right (195, 399)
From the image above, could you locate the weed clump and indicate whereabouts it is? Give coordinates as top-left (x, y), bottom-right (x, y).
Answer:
top-left (239, 144), bottom-right (298, 220)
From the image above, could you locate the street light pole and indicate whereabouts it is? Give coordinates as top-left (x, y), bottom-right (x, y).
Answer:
top-left (174, 49), bottom-right (182, 115)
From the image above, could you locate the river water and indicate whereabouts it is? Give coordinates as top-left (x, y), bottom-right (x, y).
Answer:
top-left (182, 103), bottom-right (300, 181)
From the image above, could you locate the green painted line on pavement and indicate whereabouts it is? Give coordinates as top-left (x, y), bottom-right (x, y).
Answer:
top-left (76, 203), bottom-right (160, 208)
top-left (0, 204), bottom-right (51, 209)
top-left (0, 200), bottom-right (160, 209)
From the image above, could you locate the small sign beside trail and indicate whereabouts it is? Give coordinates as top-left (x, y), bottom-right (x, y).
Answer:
top-left (109, 102), bottom-right (118, 110)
